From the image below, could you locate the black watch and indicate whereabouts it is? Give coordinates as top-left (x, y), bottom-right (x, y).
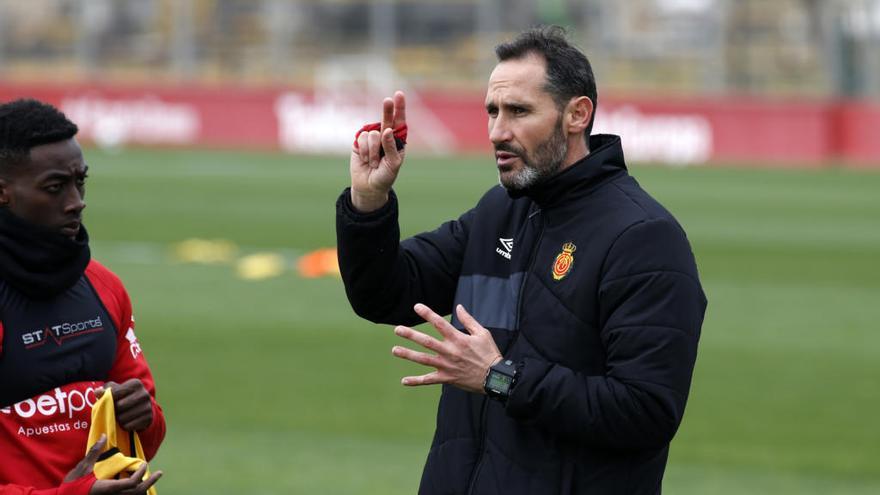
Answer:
top-left (484, 359), bottom-right (518, 402)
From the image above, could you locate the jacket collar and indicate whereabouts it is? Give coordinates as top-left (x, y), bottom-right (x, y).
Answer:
top-left (508, 134), bottom-right (627, 208)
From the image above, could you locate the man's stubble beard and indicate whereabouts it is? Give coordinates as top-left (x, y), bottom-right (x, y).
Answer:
top-left (499, 116), bottom-right (568, 191)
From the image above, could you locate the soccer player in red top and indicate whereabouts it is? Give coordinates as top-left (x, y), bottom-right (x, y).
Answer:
top-left (0, 99), bottom-right (164, 494)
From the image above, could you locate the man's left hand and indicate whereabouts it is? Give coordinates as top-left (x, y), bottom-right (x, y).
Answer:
top-left (392, 303), bottom-right (502, 394)
top-left (97, 379), bottom-right (153, 432)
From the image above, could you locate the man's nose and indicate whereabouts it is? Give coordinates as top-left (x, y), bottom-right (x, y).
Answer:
top-left (489, 116), bottom-right (513, 145)
top-left (65, 190), bottom-right (86, 215)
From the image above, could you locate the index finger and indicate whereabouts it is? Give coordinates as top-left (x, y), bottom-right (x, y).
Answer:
top-left (455, 304), bottom-right (488, 336)
top-left (392, 91), bottom-right (407, 128)
top-left (96, 381), bottom-right (118, 398)
top-left (413, 303), bottom-right (458, 340)
top-left (104, 380), bottom-right (134, 400)
top-left (98, 464), bottom-right (148, 492)
top-left (127, 463), bottom-right (148, 483)
top-left (85, 434), bottom-right (107, 462)
top-left (381, 97), bottom-right (394, 131)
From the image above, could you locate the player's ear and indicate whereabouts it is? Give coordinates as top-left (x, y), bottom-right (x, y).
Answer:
top-left (565, 96), bottom-right (593, 136)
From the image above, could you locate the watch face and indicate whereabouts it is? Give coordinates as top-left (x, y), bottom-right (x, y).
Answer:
top-left (486, 371), bottom-right (513, 393)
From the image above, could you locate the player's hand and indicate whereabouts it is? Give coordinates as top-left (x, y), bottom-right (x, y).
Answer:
top-left (350, 90), bottom-right (407, 213)
top-left (64, 434), bottom-right (163, 494)
top-left (97, 379), bottom-right (153, 432)
top-left (64, 434), bottom-right (107, 482)
top-left (90, 464), bottom-right (162, 495)
top-left (392, 304), bottom-right (502, 393)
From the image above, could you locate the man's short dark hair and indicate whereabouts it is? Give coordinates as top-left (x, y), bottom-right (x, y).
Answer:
top-left (495, 26), bottom-right (598, 139)
top-left (0, 99), bottom-right (78, 172)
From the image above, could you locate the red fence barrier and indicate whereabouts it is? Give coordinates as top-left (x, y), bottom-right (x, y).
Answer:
top-left (1, 82), bottom-right (878, 168)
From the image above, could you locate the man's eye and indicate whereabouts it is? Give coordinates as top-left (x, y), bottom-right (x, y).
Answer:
top-left (45, 184), bottom-right (62, 193)
top-left (512, 107), bottom-right (527, 115)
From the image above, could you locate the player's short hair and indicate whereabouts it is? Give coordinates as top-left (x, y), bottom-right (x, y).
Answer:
top-left (495, 25), bottom-right (598, 139)
top-left (0, 99), bottom-right (78, 173)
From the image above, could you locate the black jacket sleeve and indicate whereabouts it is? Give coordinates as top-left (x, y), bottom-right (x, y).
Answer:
top-left (505, 218), bottom-right (707, 450)
top-left (336, 188), bottom-right (474, 326)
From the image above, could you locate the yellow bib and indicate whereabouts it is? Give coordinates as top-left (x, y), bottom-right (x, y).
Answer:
top-left (86, 389), bottom-right (157, 495)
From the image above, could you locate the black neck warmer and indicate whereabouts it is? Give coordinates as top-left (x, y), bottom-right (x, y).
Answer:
top-left (0, 208), bottom-right (90, 299)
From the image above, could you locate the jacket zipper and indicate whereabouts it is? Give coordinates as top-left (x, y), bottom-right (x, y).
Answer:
top-left (465, 207), bottom-right (545, 494)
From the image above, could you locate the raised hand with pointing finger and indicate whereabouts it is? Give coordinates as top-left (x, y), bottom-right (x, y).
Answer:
top-left (349, 91), bottom-right (407, 213)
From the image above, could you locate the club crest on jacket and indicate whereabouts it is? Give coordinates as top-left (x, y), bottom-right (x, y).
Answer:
top-left (552, 242), bottom-right (577, 281)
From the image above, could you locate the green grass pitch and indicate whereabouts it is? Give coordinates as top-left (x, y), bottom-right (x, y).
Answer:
top-left (81, 146), bottom-right (880, 494)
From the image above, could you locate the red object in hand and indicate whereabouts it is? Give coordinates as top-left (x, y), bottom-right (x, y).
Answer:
top-left (353, 122), bottom-right (408, 156)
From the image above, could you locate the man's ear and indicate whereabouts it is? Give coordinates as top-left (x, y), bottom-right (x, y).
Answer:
top-left (565, 96), bottom-right (594, 136)
top-left (0, 177), bottom-right (10, 207)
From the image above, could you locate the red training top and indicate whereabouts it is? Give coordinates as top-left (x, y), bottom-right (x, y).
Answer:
top-left (0, 260), bottom-right (165, 494)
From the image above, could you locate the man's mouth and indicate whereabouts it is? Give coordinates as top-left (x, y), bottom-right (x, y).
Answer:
top-left (495, 151), bottom-right (520, 168)
top-left (60, 221), bottom-right (81, 238)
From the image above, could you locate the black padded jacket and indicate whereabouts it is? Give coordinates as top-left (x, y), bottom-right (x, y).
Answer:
top-left (336, 134), bottom-right (707, 494)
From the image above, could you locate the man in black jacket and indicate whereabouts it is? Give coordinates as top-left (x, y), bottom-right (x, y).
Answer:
top-left (336, 26), bottom-right (707, 494)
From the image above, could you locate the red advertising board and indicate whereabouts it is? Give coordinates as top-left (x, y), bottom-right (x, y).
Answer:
top-left (1, 81), bottom-right (877, 168)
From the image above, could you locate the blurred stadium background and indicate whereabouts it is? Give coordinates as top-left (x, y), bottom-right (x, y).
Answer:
top-left (2, 1), bottom-right (879, 493)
